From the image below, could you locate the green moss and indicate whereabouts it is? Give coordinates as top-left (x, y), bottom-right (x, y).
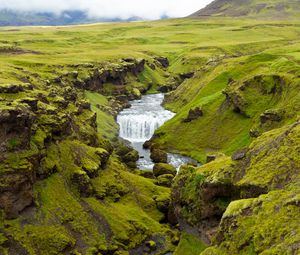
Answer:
top-left (213, 186), bottom-right (300, 255)
top-left (33, 174), bottom-right (106, 247)
top-left (85, 91), bottom-right (118, 140)
top-left (174, 232), bottom-right (207, 255)
top-left (222, 198), bottom-right (256, 218)
top-left (6, 137), bottom-right (20, 150)
top-left (20, 225), bottom-right (75, 255)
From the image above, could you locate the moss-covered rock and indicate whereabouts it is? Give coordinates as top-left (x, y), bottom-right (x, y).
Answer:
top-left (153, 163), bottom-right (176, 178)
top-left (172, 121), bottom-right (300, 252)
top-left (156, 174), bottom-right (174, 187)
top-left (150, 149), bottom-right (168, 163)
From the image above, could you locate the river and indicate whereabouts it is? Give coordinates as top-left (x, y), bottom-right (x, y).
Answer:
top-left (117, 93), bottom-right (196, 170)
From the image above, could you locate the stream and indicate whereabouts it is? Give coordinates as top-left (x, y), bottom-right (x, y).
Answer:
top-left (117, 93), bottom-right (197, 170)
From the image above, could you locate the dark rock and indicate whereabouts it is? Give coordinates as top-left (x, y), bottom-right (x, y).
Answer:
top-left (0, 172), bottom-right (34, 219)
top-left (154, 56), bottom-right (169, 68)
top-left (96, 149), bottom-right (110, 169)
top-left (168, 204), bottom-right (178, 225)
top-left (146, 241), bottom-right (156, 251)
top-left (116, 140), bottom-right (139, 168)
top-left (38, 158), bottom-right (58, 179)
top-left (153, 163), bottom-right (176, 177)
top-left (158, 85), bottom-right (171, 93)
top-left (63, 86), bottom-right (77, 102)
top-left (231, 149), bottom-right (247, 161)
top-left (180, 72), bottom-right (194, 80)
top-left (0, 107), bottom-right (34, 152)
top-left (206, 155), bottom-right (216, 163)
top-left (76, 101), bottom-right (91, 115)
top-left (52, 77), bottom-right (62, 84)
top-left (71, 171), bottom-right (93, 197)
top-left (20, 98), bottom-right (38, 112)
top-left (249, 129), bottom-right (260, 138)
top-left (122, 150), bottom-right (139, 163)
top-left (143, 140), bottom-right (152, 149)
top-left (183, 107), bottom-right (203, 122)
top-left (116, 95), bottom-right (130, 106)
top-left (149, 63), bottom-right (156, 70)
top-left (260, 109), bottom-right (282, 124)
top-left (222, 90), bottom-right (247, 116)
top-left (227, 77), bottom-right (235, 85)
top-left (154, 194), bottom-right (170, 214)
top-left (0, 84), bottom-right (25, 93)
top-left (150, 149), bottom-right (168, 163)
top-left (139, 170), bottom-right (154, 179)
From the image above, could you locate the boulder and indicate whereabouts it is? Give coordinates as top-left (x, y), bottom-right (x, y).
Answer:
top-left (0, 171), bottom-right (34, 219)
top-left (21, 98), bottom-right (39, 112)
top-left (156, 174), bottom-right (174, 187)
top-left (76, 101), bottom-right (91, 115)
top-left (158, 85), bottom-right (171, 93)
top-left (0, 84), bottom-right (25, 93)
top-left (150, 149), bottom-right (168, 163)
top-left (71, 171), bottom-right (93, 197)
top-left (143, 140), bottom-right (152, 149)
top-left (153, 163), bottom-right (176, 177)
top-left (231, 148), bottom-right (247, 161)
top-left (260, 109), bottom-right (283, 124)
top-left (180, 72), bottom-right (194, 80)
top-left (0, 107), bottom-right (34, 152)
top-left (249, 129), bottom-right (260, 138)
top-left (116, 141), bottom-right (139, 168)
top-left (206, 155), bottom-right (217, 163)
top-left (154, 57), bottom-right (169, 68)
top-left (122, 150), bottom-right (139, 163)
top-left (183, 107), bottom-right (203, 122)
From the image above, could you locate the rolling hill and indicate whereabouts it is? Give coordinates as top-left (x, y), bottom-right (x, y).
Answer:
top-left (190, 0), bottom-right (300, 18)
top-left (0, 9), bottom-right (143, 26)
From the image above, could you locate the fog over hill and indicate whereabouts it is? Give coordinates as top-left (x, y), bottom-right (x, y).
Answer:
top-left (0, 0), bottom-right (209, 26)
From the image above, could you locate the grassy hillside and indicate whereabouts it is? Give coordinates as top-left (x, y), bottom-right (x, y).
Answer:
top-left (191, 0), bottom-right (300, 19)
top-left (0, 16), bottom-right (300, 255)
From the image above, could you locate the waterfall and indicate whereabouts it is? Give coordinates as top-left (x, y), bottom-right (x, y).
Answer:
top-left (116, 93), bottom-right (198, 170)
top-left (117, 94), bottom-right (175, 143)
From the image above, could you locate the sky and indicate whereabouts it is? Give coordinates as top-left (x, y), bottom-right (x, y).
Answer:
top-left (0, 0), bottom-right (213, 19)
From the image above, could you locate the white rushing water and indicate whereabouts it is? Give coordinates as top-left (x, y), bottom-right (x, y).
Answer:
top-left (118, 94), bottom-right (174, 142)
top-left (117, 93), bottom-right (197, 170)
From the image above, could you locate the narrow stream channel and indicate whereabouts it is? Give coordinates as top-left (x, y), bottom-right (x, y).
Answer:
top-left (117, 93), bottom-right (196, 170)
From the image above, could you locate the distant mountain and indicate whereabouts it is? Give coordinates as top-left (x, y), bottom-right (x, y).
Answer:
top-left (0, 9), bottom-right (142, 26)
top-left (190, 0), bottom-right (300, 18)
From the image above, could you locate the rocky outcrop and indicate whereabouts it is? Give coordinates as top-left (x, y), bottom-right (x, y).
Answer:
top-left (150, 148), bottom-right (168, 163)
top-left (0, 106), bottom-right (34, 152)
top-left (179, 72), bottom-right (194, 80)
top-left (116, 140), bottom-right (139, 168)
top-left (183, 107), bottom-right (203, 122)
top-left (260, 109), bottom-right (283, 124)
top-left (71, 59), bottom-right (146, 92)
top-left (231, 148), bottom-right (247, 161)
top-left (0, 83), bottom-right (33, 93)
top-left (0, 160), bottom-right (36, 219)
top-left (156, 174), bottom-right (174, 187)
top-left (172, 121), bottom-right (300, 248)
top-left (153, 163), bottom-right (176, 177)
top-left (154, 57), bottom-right (169, 68)
top-left (223, 74), bottom-right (284, 117)
top-left (71, 171), bottom-right (94, 197)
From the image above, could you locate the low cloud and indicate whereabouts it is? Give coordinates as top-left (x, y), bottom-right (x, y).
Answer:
top-left (0, 0), bottom-right (212, 19)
